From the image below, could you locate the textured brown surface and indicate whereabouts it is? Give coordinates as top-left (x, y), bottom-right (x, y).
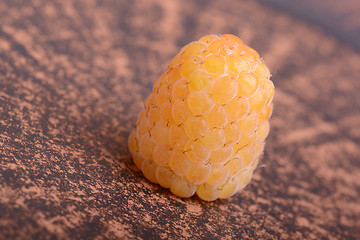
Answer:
top-left (1, 0), bottom-right (360, 239)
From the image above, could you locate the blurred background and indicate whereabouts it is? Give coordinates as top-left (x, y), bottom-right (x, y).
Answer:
top-left (260, 0), bottom-right (360, 51)
top-left (0, 0), bottom-right (359, 239)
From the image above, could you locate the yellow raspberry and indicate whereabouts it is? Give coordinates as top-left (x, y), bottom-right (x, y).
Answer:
top-left (128, 34), bottom-right (274, 201)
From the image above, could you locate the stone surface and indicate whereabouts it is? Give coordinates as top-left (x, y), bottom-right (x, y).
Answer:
top-left (0, 0), bottom-right (359, 239)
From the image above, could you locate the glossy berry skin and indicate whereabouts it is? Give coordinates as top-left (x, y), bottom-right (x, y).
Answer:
top-left (128, 34), bottom-right (274, 201)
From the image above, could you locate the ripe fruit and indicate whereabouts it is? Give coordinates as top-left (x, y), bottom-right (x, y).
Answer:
top-left (128, 34), bottom-right (274, 201)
